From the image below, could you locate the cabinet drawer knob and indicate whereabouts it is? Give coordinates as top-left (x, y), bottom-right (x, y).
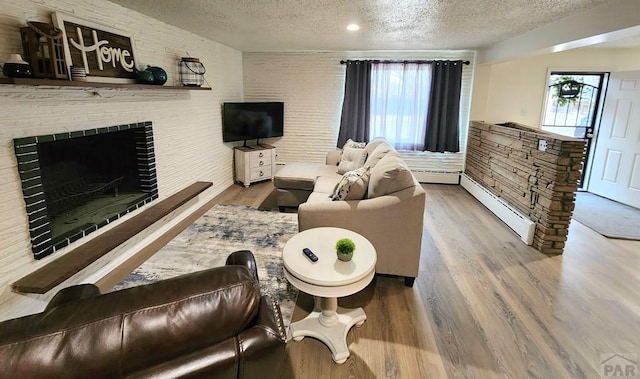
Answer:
top-left (259, 161), bottom-right (264, 166)
top-left (259, 171), bottom-right (264, 177)
top-left (259, 152), bottom-right (264, 158)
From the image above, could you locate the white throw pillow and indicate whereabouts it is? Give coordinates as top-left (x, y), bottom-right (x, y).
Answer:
top-left (330, 166), bottom-right (371, 201)
top-left (343, 138), bottom-right (367, 149)
top-left (337, 147), bottom-right (368, 174)
top-left (368, 154), bottom-right (416, 198)
top-left (363, 141), bottom-right (394, 169)
top-left (364, 137), bottom-right (389, 155)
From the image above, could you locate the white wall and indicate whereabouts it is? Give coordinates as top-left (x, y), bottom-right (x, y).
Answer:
top-left (243, 50), bottom-right (476, 174)
top-left (471, 47), bottom-right (640, 127)
top-left (0, 0), bottom-right (243, 320)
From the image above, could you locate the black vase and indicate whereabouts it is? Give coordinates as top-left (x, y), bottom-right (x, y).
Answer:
top-left (2, 62), bottom-right (32, 78)
top-left (146, 66), bottom-right (167, 85)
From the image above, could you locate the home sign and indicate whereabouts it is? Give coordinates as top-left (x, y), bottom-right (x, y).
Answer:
top-left (52, 12), bottom-right (138, 82)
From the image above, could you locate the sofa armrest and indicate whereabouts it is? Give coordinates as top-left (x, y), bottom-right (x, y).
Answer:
top-left (226, 249), bottom-right (259, 282)
top-left (326, 149), bottom-right (342, 166)
top-left (126, 295), bottom-right (286, 379)
top-left (45, 283), bottom-right (101, 311)
top-left (298, 185), bottom-right (426, 278)
top-left (237, 295), bottom-right (287, 379)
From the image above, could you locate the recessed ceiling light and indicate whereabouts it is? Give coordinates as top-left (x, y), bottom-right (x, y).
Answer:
top-left (346, 24), bottom-right (360, 31)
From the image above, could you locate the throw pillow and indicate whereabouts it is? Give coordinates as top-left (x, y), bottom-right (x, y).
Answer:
top-left (337, 147), bottom-right (368, 174)
top-left (368, 154), bottom-right (416, 198)
top-left (364, 137), bottom-right (389, 155)
top-left (363, 141), bottom-right (394, 169)
top-left (344, 138), bottom-right (367, 149)
top-left (331, 166), bottom-right (371, 201)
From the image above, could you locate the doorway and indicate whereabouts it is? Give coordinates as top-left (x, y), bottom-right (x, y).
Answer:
top-left (587, 71), bottom-right (640, 209)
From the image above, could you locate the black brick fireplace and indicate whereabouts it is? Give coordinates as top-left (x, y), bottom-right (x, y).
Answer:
top-left (14, 122), bottom-right (159, 259)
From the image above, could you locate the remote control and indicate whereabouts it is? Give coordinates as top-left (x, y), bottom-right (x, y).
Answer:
top-left (302, 248), bottom-right (318, 262)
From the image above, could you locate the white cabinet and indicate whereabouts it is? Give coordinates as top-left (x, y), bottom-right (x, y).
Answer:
top-left (234, 145), bottom-right (277, 187)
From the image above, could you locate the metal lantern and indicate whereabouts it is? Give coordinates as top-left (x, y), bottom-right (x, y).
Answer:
top-left (179, 57), bottom-right (206, 87)
top-left (20, 21), bottom-right (67, 79)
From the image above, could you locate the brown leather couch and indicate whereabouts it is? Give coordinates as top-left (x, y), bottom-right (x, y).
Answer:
top-left (0, 250), bottom-right (287, 378)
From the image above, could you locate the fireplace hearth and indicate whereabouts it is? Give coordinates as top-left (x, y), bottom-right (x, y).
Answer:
top-left (14, 122), bottom-right (158, 259)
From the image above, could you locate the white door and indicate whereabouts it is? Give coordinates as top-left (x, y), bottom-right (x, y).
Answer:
top-left (588, 71), bottom-right (640, 209)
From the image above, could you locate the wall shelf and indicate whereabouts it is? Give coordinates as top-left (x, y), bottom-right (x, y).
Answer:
top-left (0, 77), bottom-right (211, 90)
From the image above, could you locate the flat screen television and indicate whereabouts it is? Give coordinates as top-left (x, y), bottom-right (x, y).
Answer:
top-left (222, 102), bottom-right (284, 145)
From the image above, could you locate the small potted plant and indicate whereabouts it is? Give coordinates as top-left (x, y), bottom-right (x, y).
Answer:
top-left (335, 238), bottom-right (356, 262)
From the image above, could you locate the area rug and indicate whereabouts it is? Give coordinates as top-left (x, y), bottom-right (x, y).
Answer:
top-left (572, 192), bottom-right (640, 240)
top-left (112, 204), bottom-right (299, 325)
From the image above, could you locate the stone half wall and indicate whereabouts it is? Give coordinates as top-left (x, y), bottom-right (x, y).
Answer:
top-left (465, 121), bottom-right (586, 254)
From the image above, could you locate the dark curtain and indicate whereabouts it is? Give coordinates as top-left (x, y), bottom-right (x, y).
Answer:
top-left (424, 61), bottom-right (464, 152)
top-left (337, 60), bottom-right (372, 147)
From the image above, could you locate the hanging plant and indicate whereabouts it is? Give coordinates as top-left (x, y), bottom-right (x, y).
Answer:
top-left (551, 76), bottom-right (584, 106)
top-left (559, 80), bottom-right (582, 98)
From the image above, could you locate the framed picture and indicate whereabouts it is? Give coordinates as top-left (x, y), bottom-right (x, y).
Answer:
top-left (51, 12), bottom-right (138, 83)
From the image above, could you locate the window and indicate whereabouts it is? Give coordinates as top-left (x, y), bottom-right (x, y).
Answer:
top-left (369, 63), bottom-right (432, 151)
top-left (338, 59), bottom-right (463, 153)
top-left (541, 71), bottom-right (607, 187)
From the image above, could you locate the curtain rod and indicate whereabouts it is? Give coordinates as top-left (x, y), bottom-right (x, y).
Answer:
top-left (340, 59), bottom-right (470, 65)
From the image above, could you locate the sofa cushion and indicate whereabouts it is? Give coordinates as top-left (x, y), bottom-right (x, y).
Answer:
top-left (331, 166), bottom-right (371, 201)
top-left (343, 138), bottom-right (367, 149)
top-left (368, 154), bottom-right (416, 198)
top-left (364, 141), bottom-right (394, 169)
top-left (274, 163), bottom-right (342, 191)
top-left (307, 191), bottom-right (334, 203)
top-left (364, 137), bottom-right (389, 155)
top-left (0, 266), bottom-right (261, 378)
top-left (314, 176), bottom-right (341, 194)
top-left (337, 147), bottom-right (368, 174)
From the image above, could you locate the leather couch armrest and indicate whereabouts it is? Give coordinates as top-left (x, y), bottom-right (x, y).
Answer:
top-left (45, 283), bottom-right (101, 311)
top-left (225, 250), bottom-right (259, 282)
top-left (237, 295), bottom-right (287, 379)
top-left (326, 149), bottom-right (342, 166)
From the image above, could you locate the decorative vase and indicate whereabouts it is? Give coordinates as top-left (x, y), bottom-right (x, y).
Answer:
top-left (335, 238), bottom-right (355, 262)
top-left (337, 251), bottom-right (353, 262)
top-left (2, 54), bottom-right (32, 78)
top-left (135, 68), bottom-right (155, 84)
top-left (146, 66), bottom-right (167, 85)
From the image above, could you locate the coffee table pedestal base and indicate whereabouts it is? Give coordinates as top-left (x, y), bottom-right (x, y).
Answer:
top-left (290, 297), bottom-right (366, 364)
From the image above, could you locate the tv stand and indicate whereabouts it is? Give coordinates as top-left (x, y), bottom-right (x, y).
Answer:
top-left (234, 144), bottom-right (277, 187)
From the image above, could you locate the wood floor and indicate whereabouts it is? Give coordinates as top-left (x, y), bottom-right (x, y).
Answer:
top-left (216, 181), bottom-right (639, 379)
top-left (106, 180), bottom-right (639, 378)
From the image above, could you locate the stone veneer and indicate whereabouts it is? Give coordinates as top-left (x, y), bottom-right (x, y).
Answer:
top-left (465, 121), bottom-right (586, 254)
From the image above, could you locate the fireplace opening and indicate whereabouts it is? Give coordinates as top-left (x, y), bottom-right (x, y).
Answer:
top-left (14, 122), bottom-right (158, 259)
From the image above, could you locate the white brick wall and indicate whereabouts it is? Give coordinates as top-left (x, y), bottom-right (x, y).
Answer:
top-left (0, 1), bottom-right (476, 320)
top-left (243, 50), bottom-right (475, 173)
top-left (0, 0), bottom-right (242, 320)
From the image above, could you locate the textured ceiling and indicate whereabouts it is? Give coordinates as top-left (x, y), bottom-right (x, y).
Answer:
top-left (108, 0), bottom-right (622, 52)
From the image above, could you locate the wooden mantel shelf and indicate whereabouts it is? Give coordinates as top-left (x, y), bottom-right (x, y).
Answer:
top-left (12, 181), bottom-right (213, 294)
top-left (0, 77), bottom-right (211, 91)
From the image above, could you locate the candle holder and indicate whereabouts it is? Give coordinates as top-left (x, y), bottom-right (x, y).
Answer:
top-left (20, 21), bottom-right (67, 79)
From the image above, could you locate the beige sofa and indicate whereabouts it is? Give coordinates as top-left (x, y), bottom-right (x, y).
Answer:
top-left (274, 140), bottom-right (425, 286)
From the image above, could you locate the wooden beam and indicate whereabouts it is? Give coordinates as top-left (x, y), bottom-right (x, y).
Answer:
top-left (12, 182), bottom-right (212, 294)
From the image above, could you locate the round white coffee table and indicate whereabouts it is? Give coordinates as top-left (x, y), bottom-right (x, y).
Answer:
top-left (283, 227), bottom-right (377, 364)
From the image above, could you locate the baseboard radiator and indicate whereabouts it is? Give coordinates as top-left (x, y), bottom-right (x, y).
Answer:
top-left (411, 170), bottom-right (461, 184)
top-left (460, 174), bottom-right (535, 245)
